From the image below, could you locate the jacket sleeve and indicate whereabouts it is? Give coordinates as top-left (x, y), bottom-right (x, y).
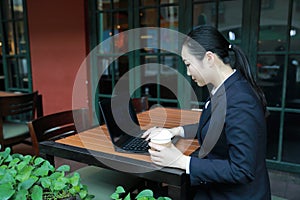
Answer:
top-left (183, 123), bottom-right (198, 139)
top-left (189, 93), bottom-right (265, 185)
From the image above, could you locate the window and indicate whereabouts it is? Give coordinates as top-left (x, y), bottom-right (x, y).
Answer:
top-left (88, 0), bottom-right (300, 173)
top-left (0, 0), bottom-right (32, 92)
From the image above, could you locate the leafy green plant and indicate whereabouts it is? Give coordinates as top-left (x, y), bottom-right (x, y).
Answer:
top-left (0, 147), bottom-right (94, 200)
top-left (110, 186), bottom-right (172, 200)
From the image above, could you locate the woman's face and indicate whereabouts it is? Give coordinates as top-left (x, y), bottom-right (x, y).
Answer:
top-left (181, 46), bottom-right (210, 87)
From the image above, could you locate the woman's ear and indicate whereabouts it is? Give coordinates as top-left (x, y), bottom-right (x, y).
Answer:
top-left (205, 51), bottom-right (215, 67)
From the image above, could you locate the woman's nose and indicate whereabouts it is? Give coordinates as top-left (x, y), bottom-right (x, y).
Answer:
top-left (187, 69), bottom-right (191, 76)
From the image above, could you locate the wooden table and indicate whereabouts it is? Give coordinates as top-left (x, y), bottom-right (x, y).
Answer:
top-left (39, 107), bottom-right (201, 199)
top-left (0, 91), bottom-right (20, 97)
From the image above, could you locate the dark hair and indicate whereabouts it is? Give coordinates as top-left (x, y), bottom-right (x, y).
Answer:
top-left (183, 25), bottom-right (267, 114)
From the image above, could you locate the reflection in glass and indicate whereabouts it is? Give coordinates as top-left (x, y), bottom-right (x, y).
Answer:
top-left (4, 22), bottom-right (15, 55)
top-left (16, 21), bottom-right (26, 54)
top-left (160, 6), bottom-right (178, 30)
top-left (259, 1), bottom-right (289, 51)
top-left (291, 0), bottom-right (300, 51)
top-left (13, 0), bottom-right (23, 19)
top-left (2, 0), bottom-right (12, 20)
top-left (266, 111), bottom-right (280, 161)
top-left (282, 113), bottom-right (300, 164)
top-left (256, 55), bottom-right (283, 107)
top-left (140, 8), bottom-right (158, 27)
top-left (286, 55), bottom-right (300, 108)
top-left (140, 0), bottom-right (158, 7)
top-left (193, 3), bottom-right (215, 27)
top-left (97, 0), bottom-right (110, 11)
top-left (112, 0), bottom-right (128, 9)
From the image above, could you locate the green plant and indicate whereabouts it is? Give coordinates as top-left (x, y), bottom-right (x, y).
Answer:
top-left (0, 147), bottom-right (94, 200)
top-left (110, 186), bottom-right (172, 200)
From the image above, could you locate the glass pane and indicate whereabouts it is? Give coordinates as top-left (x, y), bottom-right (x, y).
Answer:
top-left (161, 0), bottom-right (178, 4)
top-left (266, 111), bottom-right (280, 160)
top-left (15, 21), bottom-right (26, 54)
top-left (160, 56), bottom-right (178, 99)
top-left (17, 57), bottom-right (27, 88)
top-left (113, 11), bottom-right (128, 31)
top-left (97, 0), bottom-right (110, 11)
top-left (99, 12), bottom-right (111, 43)
top-left (140, 8), bottom-right (158, 27)
top-left (259, 2), bottom-right (289, 51)
top-left (141, 56), bottom-right (158, 99)
top-left (13, 0), bottom-right (23, 19)
top-left (218, 0), bottom-right (243, 45)
top-left (112, 0), bottom-right (128, 9)
top-left (140, 0), bottom-right (158, 7)
top-left (6, 58), bottom-right (17, 88)
top-left (2, 0), bottom-right (12, 20)
top-left (282, 113), bottom-right (300, 164)
top-left (160, 6), bottom-right (178, 30)
top-left (4, 22), bottom-right (15, 55)
top-left (291, 1), bottom-right (300, 51)
top-left (257, 55), bottom-right (283, 107)
top-left (286, 55), bottom-right (300, 108)
top-left (193, 3), bottom-right (216, 27)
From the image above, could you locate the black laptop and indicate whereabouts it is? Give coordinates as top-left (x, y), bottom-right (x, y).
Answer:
top-left (99, 96), bottom-right (150, 153)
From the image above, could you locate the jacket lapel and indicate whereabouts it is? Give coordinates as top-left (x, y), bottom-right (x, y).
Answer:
top-left (197, 70), bottom-right (243, 143)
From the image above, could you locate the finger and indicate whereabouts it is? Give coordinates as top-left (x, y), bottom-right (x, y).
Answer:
top-left (148, 142), bottom-right (166, 151)
top-left (141, 126), bottom-right (157, 138)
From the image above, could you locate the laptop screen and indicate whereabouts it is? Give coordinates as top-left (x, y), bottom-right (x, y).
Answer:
top-left (99, 97), bottom-right (142, 145)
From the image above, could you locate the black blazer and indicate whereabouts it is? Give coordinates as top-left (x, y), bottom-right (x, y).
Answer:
top-left (183, 71), bottom-right (271, 200)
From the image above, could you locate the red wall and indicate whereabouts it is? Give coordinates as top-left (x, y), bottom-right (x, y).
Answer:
top-left (27, 0), bottom-right (88, 115)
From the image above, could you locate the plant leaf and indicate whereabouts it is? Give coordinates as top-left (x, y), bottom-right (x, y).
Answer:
top-left (31, 185), bottom-right (43, 200)
top-left (0, 183), bottom-right (15, 200)
top-left (8, 158), bottom-right (20, 168)
top-left (0, 147), bottom-right (11, 158)
top-left (33, 157), bottom-right (45, 166)
top-left (110, 192), bottom-right (119, 200)
top-left (135, 189), bottom-right (153, 198)
top-left (69, 172), bottom-right (80, 186)
top-left (116, 186), bottom-right (126, 194)
top-left (124, 193), bottom-right (131, 200)
top-left (40, 177), bottom-right (51, 189)
top-left (0, 171), bottom-right (15, 185)
top-left (56, 165), bottom-right (71, 172)
top-left (19, 177), bottom-right (38, 190)
top-left (79, 189), bottom-right (87, 199)
top-left (13, 189), bottom-right (28, 200)
top-left (15, 165), bottom-right (34, 182)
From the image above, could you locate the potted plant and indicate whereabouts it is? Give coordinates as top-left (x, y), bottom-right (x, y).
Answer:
top-left (111, 186), bottom-right (172, 200)
top-left (0, 147), bottom-right (94, 200)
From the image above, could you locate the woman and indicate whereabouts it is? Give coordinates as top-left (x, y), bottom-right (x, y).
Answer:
top-left (142, 25), bottom-right (271, 199)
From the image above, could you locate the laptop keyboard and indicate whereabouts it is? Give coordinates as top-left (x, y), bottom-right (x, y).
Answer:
top-left (122, 137), bottom-right (149, 152)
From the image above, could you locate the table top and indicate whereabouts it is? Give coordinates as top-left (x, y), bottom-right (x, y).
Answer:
top-left (0, 91), bottom-right (20, 97)
top-left (39, 107), bottom-right (201, 186)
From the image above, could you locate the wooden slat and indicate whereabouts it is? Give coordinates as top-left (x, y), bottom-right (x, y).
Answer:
top-left (57, 107), bottom-right (201, 162)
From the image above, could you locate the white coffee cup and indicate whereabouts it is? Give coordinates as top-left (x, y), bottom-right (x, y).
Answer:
top-left (150, 129), bottom-right (173, 149)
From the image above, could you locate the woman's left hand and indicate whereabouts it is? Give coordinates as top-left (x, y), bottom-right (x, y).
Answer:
top-left (148, 142), bottom-right (189, 170)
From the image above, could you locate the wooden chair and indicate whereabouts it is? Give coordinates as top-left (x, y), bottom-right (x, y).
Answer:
top-left (28, 108), bottom-right (143, 199)
top-left (0, 91), bottom-right (42, 151)
top-left (132, 96), bottom-right (149, 113)
top-left (28, 108), bottom-right (89, 156)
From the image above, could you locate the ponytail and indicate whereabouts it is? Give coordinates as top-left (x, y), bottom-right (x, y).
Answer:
top-left (230, 45), bottom-right (268, 115)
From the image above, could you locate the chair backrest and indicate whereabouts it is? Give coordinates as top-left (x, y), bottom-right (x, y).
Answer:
top-left (0, 91), bottom-right (38, 118)
top-left (28, 108), bottom-right (89, 155)
top-left (0, 91), bottom-right (41, 149)
top-left (132, 96), bottom-right (149, 113)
